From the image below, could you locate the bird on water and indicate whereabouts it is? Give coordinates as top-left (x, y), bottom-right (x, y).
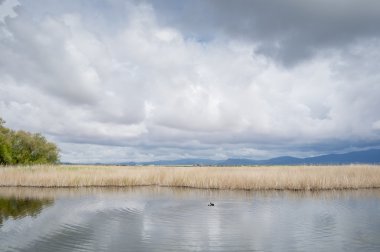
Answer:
top-left (208, 202), bottom-right (214, 206)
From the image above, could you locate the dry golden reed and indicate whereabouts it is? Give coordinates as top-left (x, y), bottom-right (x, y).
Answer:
top-left (1, 165), bottom-right (380, 190)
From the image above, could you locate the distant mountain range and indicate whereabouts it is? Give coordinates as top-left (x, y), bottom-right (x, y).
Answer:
top-left (112, 149), bottom-right (380, 166)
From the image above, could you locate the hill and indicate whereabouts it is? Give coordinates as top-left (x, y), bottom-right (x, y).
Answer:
top-left (114, 149), bottom-right (380, 166)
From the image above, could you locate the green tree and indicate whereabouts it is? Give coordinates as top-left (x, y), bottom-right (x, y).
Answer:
top-left (0, 119), bottom-right (13, 165)
top-left (0, 117), bottom-right (59, 165)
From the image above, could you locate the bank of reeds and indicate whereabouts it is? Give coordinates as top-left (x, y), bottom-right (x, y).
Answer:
top-left (1, 165), bottom-right (380, 190)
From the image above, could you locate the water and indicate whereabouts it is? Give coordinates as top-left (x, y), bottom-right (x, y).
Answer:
top-left (1, 187), bottom-right (379, 252)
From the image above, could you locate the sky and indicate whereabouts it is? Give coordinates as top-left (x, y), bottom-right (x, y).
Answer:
top-left (1, 0), bottom-right (380, 163)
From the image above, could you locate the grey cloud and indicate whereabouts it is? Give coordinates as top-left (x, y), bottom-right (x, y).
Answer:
top-left (0, 0), bottom-right (19, 22)
top-left (151, 0), bottom-right (380, 65)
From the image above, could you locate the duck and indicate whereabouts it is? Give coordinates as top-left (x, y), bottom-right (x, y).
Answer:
top-left (208, 202), bottom-right (214, 206)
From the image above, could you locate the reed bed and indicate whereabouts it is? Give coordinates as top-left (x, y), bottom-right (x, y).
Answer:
top-left (1, 165), bottom-right (380, 190)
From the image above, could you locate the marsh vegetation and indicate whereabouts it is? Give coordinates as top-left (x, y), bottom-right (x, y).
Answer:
top-left (1, 165), bottom-right (380, 190)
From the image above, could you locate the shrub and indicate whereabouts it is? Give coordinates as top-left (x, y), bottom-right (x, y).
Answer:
top-left (0, 118), bottom-right (59, 165)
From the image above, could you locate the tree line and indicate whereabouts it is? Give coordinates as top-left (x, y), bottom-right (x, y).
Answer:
top-left (0, 118), bottom-right (59, 165)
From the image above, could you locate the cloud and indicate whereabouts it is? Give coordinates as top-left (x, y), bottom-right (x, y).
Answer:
top-left (0, 0), bottom-right (380, 162)
top-left (0, 0), bottom-right (19, 23)
top-left (151, 0), bottom-right (380, 65)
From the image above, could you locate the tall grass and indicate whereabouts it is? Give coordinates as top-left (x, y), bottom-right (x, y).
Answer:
top-left (1, 165), bottom-right (380, 190)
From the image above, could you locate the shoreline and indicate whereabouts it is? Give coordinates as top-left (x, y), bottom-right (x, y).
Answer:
top-left (1, 164), bottom-right (380, 190)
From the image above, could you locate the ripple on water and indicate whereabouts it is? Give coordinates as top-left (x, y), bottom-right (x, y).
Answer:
top-left (1, 188), bottom-right (380, 252)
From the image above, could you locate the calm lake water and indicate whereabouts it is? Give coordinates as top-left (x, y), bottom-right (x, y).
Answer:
top-left (1, 187), bottom-right (379, 252)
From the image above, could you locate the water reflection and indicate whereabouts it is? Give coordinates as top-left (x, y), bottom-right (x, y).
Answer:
top-left (0, 187), bottom-right (379, 252)
top-left (0, 197), bottom-right (53, 226)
